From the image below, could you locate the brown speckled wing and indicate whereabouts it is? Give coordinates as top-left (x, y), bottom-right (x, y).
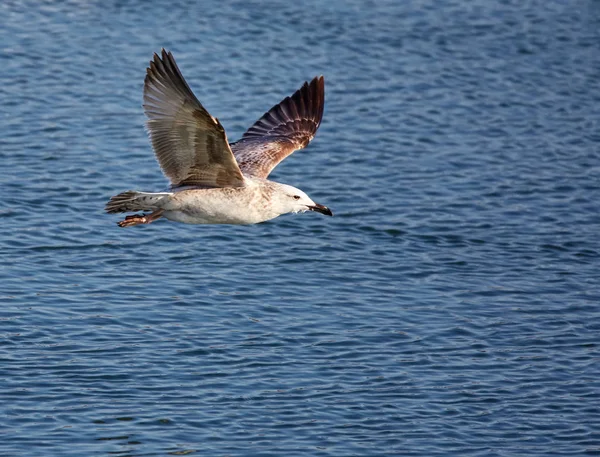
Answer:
top-left (144, 49), bottom-right (245, 188)
top-left (231, 76), bottom-right (324, 179)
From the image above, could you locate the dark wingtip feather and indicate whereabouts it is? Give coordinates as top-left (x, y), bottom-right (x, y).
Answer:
top-left (231, 75), bottom-right (325, 178)
top-left (241, 75), bottom-right (326, 145)
top-left (144, 48), bottom-right (196, 100)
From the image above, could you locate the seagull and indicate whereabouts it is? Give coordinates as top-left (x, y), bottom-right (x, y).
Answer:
top-left (106, 49), bottom-right (332, 227)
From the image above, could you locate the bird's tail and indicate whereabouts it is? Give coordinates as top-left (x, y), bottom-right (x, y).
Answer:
top-left (105, 191), bottom-right (171, 214)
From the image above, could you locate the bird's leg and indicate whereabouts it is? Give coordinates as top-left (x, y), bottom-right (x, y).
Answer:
top-left (117, 209), bottom-right (164, 228)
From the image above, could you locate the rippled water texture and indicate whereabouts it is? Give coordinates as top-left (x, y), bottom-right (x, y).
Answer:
top-left (2, 0), bottom-right (600, 455)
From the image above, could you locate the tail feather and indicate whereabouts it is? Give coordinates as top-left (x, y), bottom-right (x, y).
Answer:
top-left (105, 191), bottom-right (171, 214)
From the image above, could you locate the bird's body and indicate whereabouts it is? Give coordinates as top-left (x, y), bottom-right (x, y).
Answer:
top-left (137, 180), bottom-right (295, 225)
top-left (106, 50), bottom-right (331, 227)
top-left (163, 183), bottom-right (272, 225)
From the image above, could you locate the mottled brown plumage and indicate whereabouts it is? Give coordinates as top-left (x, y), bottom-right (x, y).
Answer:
top-left (231, 76), bottom-right (325, 178)
top-left (144, 49), bottom-right (245, 188)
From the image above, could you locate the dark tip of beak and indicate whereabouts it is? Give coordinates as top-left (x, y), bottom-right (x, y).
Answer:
top-left (310, 203), bottom-right (333, 216)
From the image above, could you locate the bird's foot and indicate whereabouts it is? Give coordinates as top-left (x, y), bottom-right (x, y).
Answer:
top-left (117, 210), bottom-right (164, 227)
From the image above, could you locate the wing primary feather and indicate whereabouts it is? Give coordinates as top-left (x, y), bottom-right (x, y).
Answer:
top-left (143, 50), bottom-right (245, 188)
top-left (231, 76), bottom-right (325, 179)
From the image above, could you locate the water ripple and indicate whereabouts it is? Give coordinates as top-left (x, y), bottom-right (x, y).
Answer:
top-left (1, 0), bottom-right (600, 456)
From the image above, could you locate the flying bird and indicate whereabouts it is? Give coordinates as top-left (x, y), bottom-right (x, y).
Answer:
top-left (106, 49), bottom-right (331, 227)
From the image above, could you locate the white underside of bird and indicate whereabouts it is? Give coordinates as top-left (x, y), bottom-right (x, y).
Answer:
top-left (110, 179), bottom-right (330, 226)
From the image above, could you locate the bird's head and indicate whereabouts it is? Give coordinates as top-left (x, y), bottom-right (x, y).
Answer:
top-left (271, 183), bottom-right (333, 217)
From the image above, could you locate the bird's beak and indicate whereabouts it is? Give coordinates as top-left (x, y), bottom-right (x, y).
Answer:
top-left (309, 203), bottom-right (333, 216)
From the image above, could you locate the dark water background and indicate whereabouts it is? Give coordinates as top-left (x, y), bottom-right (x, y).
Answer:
top-left (2, 0), bottom-right (600, 455)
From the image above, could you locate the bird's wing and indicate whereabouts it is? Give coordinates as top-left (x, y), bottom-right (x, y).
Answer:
top-left (143, 49), bottom-right (245, 188)
top-left (231, 76), bottom-right (324, 179)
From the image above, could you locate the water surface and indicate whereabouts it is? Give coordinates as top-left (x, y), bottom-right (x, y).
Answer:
top-left (1, 0), bottom-right (600, 455)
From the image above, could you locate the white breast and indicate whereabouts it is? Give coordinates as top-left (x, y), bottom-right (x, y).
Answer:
top-left (161, 185), bottom-right (278, 225)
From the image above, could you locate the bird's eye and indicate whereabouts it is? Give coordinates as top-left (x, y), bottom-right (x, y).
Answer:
top-left (293, 195), bottom-right (300, 200)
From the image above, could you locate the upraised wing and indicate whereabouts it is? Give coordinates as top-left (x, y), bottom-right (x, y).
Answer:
top-left (231, 76), bottom-right (324, 179)
top-left (144, 49), bottom-right (245, 188)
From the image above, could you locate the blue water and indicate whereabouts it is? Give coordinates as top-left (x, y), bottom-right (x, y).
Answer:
top-left (2, 0), bottom-right (600, 455)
